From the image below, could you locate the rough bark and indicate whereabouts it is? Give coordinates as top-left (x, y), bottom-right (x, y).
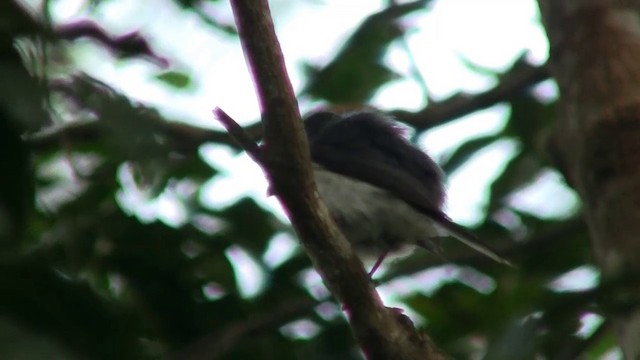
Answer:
top-left (537, 1), bottom-right (640, 358)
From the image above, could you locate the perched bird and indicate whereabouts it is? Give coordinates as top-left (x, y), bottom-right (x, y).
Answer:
top-left (304, 110), bottom-right (510, 276)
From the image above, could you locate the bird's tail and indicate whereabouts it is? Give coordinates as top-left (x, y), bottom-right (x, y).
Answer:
top-left (424, 214), bottom-right (513, 267)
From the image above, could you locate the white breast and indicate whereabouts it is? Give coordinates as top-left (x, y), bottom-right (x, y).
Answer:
top-left (312, 164), bottom-right (442, 254)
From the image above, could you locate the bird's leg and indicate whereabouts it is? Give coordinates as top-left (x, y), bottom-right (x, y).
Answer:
top-left (341, 252), bottom-right (388, 313)
top-left (367, 252), bottom-right (388, 279)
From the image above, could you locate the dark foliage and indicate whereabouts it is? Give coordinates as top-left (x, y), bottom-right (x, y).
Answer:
top-left (0, 1), bottom-right (614, 359)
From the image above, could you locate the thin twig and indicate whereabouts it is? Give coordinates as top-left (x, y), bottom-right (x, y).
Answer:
top-left (400, 35), bottom-right (433, 103)
top-left (212, 107), bottom-right (263, 163)
top-left (387, 0), bottom-right (433, 103)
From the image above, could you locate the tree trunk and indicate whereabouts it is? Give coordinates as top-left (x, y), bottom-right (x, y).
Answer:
top-left (537, 1), bottom-right (640, 357)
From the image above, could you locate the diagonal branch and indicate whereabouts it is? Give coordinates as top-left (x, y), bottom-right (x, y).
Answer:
top-left (228, 0), bottom-right (444, 359)
top-left (392, 61), bottom-right (550, 130)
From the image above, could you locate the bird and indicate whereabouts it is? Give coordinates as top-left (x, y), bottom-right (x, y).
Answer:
top-left (304, 110), bottom-right (511, 277)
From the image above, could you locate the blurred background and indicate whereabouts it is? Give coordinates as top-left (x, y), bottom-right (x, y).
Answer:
top-left (0, 0), bottom-right (614, 358)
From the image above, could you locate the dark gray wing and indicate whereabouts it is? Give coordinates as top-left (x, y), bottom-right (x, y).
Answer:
top-left (306, 111), bottom-right (445, 211)
top-left (305, 111), bottom-right (511, 265)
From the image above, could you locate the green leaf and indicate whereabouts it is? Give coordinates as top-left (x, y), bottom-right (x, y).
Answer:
top-left (101, 211), bottom-right (230, 346)
top-left (441, 134), bottom-right (500, 174)
top-left (0, 111), bottom-right (34, 247)
top-left (487, 152), bottom-right (543, 214)
top-left (0, 254), bottom-right (145, 360)
top-left (584, 329), bottom-right (618, 359)
top-left (302, 1), bottom-right (429, 103)
top-left (483, 317), bottom-right (540, 360)
top-left (405, 283), bottom-right (507, 350)
top-left (0, 317), bottom-right (80, 360)
top-left (216, 197), bottom-right (280, 256)
top-left (155, 71), bottom-right (192, 89)
top-left (512, 214), bottom-right (589, 276)
top-left (503, 96), bottom-right (556, 154)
